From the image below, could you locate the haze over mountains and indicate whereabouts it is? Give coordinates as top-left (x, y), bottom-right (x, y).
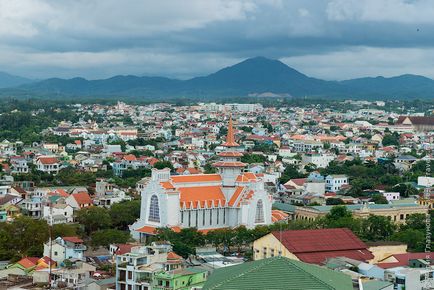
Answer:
top-left (1, 57), bottom-right (434, 99)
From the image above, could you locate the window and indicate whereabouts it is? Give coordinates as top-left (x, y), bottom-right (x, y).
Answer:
top-left (255, 200), bottom-right (265, 223)
top-left (209, 210), bottom-right (212, 225)
top-left (203, 210), bottom-right (205, 226)
top-left (148, 195), bottom-right (160, 222)
top-left (217, 209), bottom-right (219, 224)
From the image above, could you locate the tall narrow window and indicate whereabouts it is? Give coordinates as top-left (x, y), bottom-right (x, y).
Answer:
top-left (255, 200), bottom-right (264, 223)
top-left (148, 195), bottom-right (160, 222)
top-left (223, 208), bottom-right (226, 224)
top-left (217, 209), bottom-right (219, 224)
top-left (209, 209), bottom-right (212, 225)
top-left (203, 210), bottom-right (205, 226)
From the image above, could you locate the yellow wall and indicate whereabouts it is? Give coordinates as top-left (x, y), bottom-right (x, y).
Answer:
top-left (253, 233), bottom-right (299, 261)
top-left (368, 244), bottom-right (408, 263)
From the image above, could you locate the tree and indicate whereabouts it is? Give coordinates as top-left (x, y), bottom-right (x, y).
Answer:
top-left (52, 223), bottom-right (82, 238)
top-left (382, 133), bottom-right (399, 147)
top-left (91, 229), bottom-right (131, 248)
top-left (393, 183), bottom-right (419, 198)
top-left (361, 215), bottom-right (396, 241)
top-left (391, 229), bottom-right (425, 252)
top-left (326, 198), bottom-right (344, 205)
top-left (109, 200), bottom-right (141, 230)
top-left (279, 164), bottom-right (304, 184)
top-left (75, 207), bottom-right (111, 235)
top-left (370, 194), bottom-right (388, 204)
top-left (0, 216), bottom-right (49, 260)
top-left (401, 213), bottom-right (426, 231)
top-left (154, 160), bottom-right (174, 171)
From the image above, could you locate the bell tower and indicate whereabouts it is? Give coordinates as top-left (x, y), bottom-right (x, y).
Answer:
top-left (213, 116), bottom-right (246, 188)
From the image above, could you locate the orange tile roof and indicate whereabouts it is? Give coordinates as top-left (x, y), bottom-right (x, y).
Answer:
top-left (228, 186), bottom-right (245, 207)
top-left (71, 192), bottom-right (92, 205)
top-left (17, 257), bottom-right (39, 269)
top-left (171, 174), bottom-right (222, 183)
top-left (160, 181), bottom-right (175, 190)
top-left (179, 186), bottom-right (226, 209)
top-left (222, 116), bottom-right (240, 147)
top-left (167, 251), bottom-right (183, 260)
top-left (218, 151), bottom-right (244, 157)
top-left (212, 161), bottom-right (246, 167)
top-left (271, 210), bottom-right (289, 223)
top-left (136, 226), bottom-right (157, 235)
top-left (123, 154), bottom-right (137, 161)
top-left (63, 236), bottom-right (84, 243)
top-left (236, 173), bottom-right (257, 182)
top-left (37, 157), bottom-right (59, 165)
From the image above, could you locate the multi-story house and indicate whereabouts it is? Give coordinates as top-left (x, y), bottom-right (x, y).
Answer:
top-left (20, 196), bottom-right (43, 218)
top-left (43, 236), bottom-right (87, 264)
top-left (10, 157), bottom-right (29, 174)
top-left (42, 204), bottom-right (74, 225)
top-left (35, 156), bottom-right (61, 174)
top-left (116, 244), bottom-right (171, 290)
top-left (325, 175), bottom-right (349, 192)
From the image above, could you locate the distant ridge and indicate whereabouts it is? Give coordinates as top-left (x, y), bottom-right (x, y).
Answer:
top-left (0, 72), bottom-right (33, 88)
top-left (2, 57), bottom-right (434, 99)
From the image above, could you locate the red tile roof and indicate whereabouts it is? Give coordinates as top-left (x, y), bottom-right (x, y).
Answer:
top-left (114, 244), bottom-right (135, 255)
top-left (63, 236), bottom-right (84, 243)
top-left (272, 228), bottom-right (374, 265)
top-left (71, 192), bottom-right (92, 206)
top-left (37, 157), bottom-right (59, 165)
top-left (17, 257), bottom-right (39, 269)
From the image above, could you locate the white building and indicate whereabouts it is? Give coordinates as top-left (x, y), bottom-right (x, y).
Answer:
top-left (302, 152), bottom-right (334, 169)
top-left (325, 175), bottom-right (349, 192)
top-left (130, 118), bottom-right (273, 241)
top-left (382, 192), bottom-right (400, 202)
top-left (35, 156), bottom-right (60, 174)
top-left (43, 204), bottom-right (74, 225)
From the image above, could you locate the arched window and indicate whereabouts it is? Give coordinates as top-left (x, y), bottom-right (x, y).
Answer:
top-left (255, 200), bottom-right (264, 224)
top-left (148, 195), bottom-right (160, 222)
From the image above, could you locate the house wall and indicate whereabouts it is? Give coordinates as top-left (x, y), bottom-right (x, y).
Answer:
top-left (253, 233), bottom-right (299, 261)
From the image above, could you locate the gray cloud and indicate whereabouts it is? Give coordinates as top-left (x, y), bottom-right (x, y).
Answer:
top-left (1, 0), bottom-right (434, 80)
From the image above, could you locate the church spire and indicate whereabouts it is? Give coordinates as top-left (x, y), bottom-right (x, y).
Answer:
top-left (222, 115), bottom-right (239, 147)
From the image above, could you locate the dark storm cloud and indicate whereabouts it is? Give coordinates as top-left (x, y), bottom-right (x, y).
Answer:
top-left (2, 0), bottom-right (434, 79)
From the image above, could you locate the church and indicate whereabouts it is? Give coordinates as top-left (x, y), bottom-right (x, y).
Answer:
top-left (130, 117), bottom-right (275, 241)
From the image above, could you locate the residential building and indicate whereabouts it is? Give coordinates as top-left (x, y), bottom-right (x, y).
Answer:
top-left (43, 236), bottom-right (87, 264)
top-left (325, 174), bottom-right (348, 192)
top-left (35, 156), bottom-right (61, 174)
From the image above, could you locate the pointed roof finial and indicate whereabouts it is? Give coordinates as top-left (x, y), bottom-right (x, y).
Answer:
top-left (222, 115), bottom-right (239, 147)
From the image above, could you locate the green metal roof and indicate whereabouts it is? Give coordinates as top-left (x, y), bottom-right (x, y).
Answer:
top-left (272, 202), bottom-right (296, 213)
top-left (202, 256), bottom-right (353, 290)
top-left (362, 280), bottom-right (393, 290)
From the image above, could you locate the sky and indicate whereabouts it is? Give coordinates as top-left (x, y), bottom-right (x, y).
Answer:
top-left (2, 0), bottom-right (434, 80)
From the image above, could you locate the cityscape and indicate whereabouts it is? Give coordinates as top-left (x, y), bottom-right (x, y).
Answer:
top-left (0, 1), bottom-right (434, 290)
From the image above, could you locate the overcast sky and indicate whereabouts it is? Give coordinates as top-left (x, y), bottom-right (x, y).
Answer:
top-left (2, 0), bottom-right (434, 80)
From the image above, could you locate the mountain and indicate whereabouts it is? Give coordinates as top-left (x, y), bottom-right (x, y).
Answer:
top-left (0, 72), bottom-right (33, 88)
top-left (340, 74), bottom-right (434, 98)
top-left (5, 57), bottom-right (434, 99)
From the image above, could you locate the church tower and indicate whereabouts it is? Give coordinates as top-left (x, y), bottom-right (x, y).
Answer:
top-left (213, 116), bottom-right (246, 189)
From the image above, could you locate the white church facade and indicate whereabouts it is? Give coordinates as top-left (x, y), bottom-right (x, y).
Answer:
top-left (130, 117), bottom-right (274, 240)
